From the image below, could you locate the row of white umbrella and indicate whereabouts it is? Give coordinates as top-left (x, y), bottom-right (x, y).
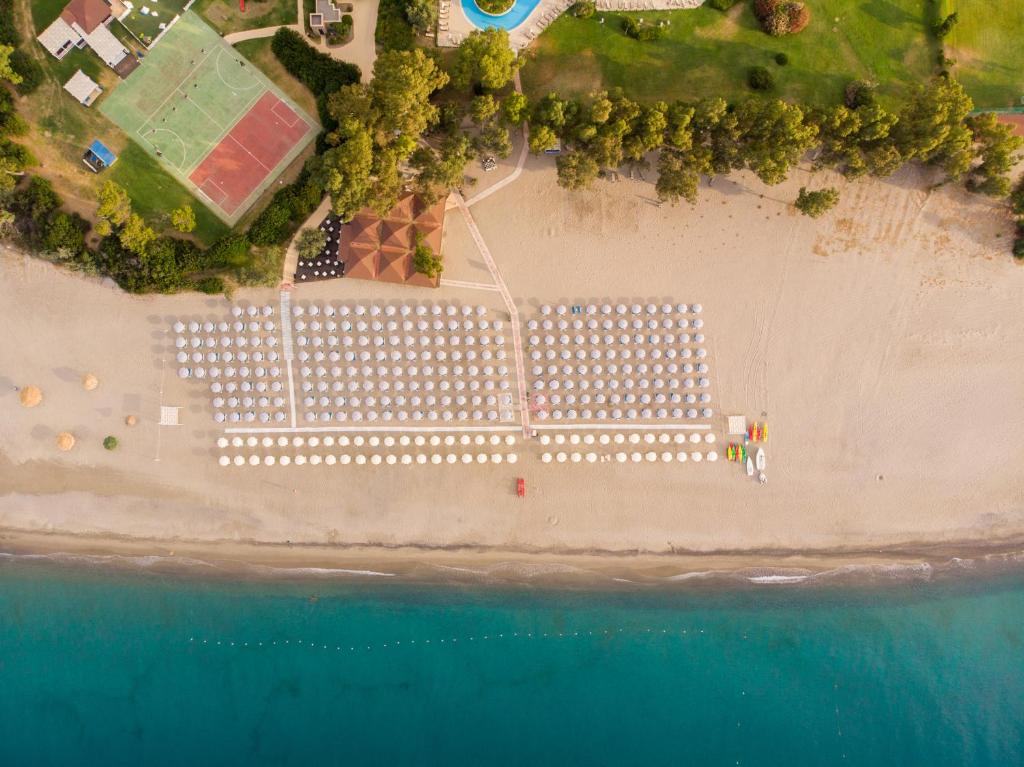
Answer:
top-left (176, 321), bottom-right (275, 335)
top-left (219, 453), bottom-right (519, 467)
top-left (230, 305), bottom-right (274, 318)
top-left (534, 392), bottom-right (709, 406)
top-left (539, 432), bottom-right (716, 446)
top-left (529, 318), bottom-right (704, 333)
top-left (538, 303), bottom-right (703, 316)
top-left (302, 394), bottom-right (512, 408)
top-left (541, 451), bottom-right (717, 464)
top-left (529, 346), bottom-right (703, 363)
top-left (218, 434), bottom-right (517, 449)
top-left (534, 376), bottom-right (711, 391)
top-left (293, 319), bottom-right (503, 333)
top-left (297, 347), bottom-right (508, 363)
top-left (295, 335), bottom-right (506, 349)
top-left (176, 335), bottom-right (278, 350)
top-left (300, 363), bottom-right (510, 380)
top-left (299, 409), bottom-right (511, 423)
top-left (292, 304), bottom-right (489, 318)
top-left (534, 407), bottom-right (713, 421)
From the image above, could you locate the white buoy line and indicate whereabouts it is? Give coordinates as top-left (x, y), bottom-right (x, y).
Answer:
top-left (187, 625), bottom-right (716, 653)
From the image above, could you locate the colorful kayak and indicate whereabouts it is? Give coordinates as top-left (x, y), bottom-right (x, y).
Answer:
top-left (727, 444), bottom-right (737, 461)
top-left (756, 448), bottom-right (766, 471)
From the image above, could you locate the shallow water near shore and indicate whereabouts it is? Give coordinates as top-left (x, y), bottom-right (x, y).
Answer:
top-left (2, 557), bottom-right (1023, 765)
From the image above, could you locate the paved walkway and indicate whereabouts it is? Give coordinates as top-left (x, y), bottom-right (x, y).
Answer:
top-left (453, 193), bottom-right (531, 437)
top-left (223, 25), bottom-right (295, 44)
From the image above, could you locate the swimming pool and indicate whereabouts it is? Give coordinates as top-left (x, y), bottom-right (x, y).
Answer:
top-left (460, 0), bottom-right (545, 31)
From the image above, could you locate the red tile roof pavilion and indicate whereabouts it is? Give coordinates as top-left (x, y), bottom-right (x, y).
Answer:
top-left (338, 193), bottom-right (446, 288)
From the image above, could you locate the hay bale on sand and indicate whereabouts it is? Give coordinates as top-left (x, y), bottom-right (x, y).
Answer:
top-left (82, 373), bottom-right (99, 391)
top-left (56, 432), bottom-right (76, 451)
top-left (125, 415), bottom-right (138, 427)
top-left (19, 386), bottom-right (42, 408)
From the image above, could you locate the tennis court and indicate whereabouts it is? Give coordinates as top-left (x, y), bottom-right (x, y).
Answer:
top-left (101, 11), bottom-right (317, 224)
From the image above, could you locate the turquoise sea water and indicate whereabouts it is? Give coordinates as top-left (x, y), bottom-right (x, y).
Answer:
top-left (2, 558), bottom-right (1023, 765)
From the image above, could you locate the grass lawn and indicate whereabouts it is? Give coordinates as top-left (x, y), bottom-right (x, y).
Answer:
top-left (521, 1), bottom-right (938, 107)
top-left (107, 143), bottom-right (229, 243)
top-left (118, 0), bottom-right (193, 46)
top-left (194, 0), bottom-right (298, 34)
top-left (943, 0), bottom-right (1024, 109)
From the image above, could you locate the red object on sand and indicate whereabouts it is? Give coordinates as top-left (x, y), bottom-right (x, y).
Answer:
top-left (516, 478), bottom-right (526, 498)
top-left (240, 0), bottom-right (245, 10)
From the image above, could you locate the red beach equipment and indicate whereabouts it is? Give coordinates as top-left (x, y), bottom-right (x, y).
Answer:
top-left (516, 478), bottom-right (526, 498)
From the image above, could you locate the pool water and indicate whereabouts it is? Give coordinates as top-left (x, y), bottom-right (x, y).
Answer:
top-left (460, 0), bottom-right (544, 30)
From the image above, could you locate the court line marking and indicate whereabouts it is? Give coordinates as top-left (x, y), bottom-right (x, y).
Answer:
top-left (214, 47), bottom-right (262, 93)
top-left (228, 133), bottom-right (273, 173)
top-left (137, 45), bottom-right (218, 135)
top-left (270, 97), bottom-right (301, 127)
top-left (182, 88), bottom-right (265, 178)
top-left (140, 128), bottom-right (189, 172)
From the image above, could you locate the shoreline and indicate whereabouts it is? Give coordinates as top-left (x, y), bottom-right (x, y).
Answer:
top-left (4, 525), bottom-right (1024, 589)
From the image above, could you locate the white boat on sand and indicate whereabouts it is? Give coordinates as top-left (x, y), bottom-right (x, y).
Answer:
top-left (745, 456), bottom-right (754, 477)
top-left (756, 448), bottom-right (766, 471)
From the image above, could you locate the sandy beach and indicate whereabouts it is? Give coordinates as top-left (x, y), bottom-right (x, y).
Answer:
top-left (2, 156), bottom-right (1023, 578)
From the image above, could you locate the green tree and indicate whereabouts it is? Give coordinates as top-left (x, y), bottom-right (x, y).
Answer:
top-left (316, 129), bottom-right (375, 219)
top-left (964, 112), bottom-right (1023, 197)
top-left (170, 204), bottom-right (196, 233)
top-left (470, 94), bottom-right (499, 125)
top-left (733, 98), bottom-right (818, 185)
top-left (412, 234), bottom-right (443, 277)
top-left (296, 227), bottom-right (328, 261)
top-left (405, 0), bottom-right (437, 32)
top-left (103, 436), bottom-right (118, 450)
top-left (452, 28), bottom-right (517, 90)
top-left (556, 151), bottom-right (599, 189)
top-left (794, 186), bottom-right (839, 217)
top-left (0, 44), bottom-right (22, 85)
top-left (893, 78), bottom-right (974, 180)
top-left (501, 92), bottom-right (529, 126)
top-left (0, 208), bottom-right (14, 239)
top-left (43, 212), bottom-right (86, 257)
top-left (96, 181), bottom-right (132, 236)
top-left (814, 102), bottom-right (901, 179)
top-left (119, 214), bottom-right (157, 255)
top-left (656, 150), bottom-right (702, 204)
top-left (370, 48), bottom-right (448, 145)
top-left (411, 134), bottom-right (472, 202)
top-left (478, 121), bottom-right (513, 158)
top-left (366, 145), bottom-right (405, 215)
top-left (528, 124), bottom-right (559, 154)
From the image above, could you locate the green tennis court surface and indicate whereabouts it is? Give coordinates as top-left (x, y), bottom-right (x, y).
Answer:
top-left (101, 12), bottom-right (317, 224)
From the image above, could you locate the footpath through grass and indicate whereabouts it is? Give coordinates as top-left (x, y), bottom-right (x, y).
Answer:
top-left (522, 1), bottom-right (937, 107)
top-left (194, 0), bottom-right (298, 34)
top-left (942, 0), bottom-right (1024, 109)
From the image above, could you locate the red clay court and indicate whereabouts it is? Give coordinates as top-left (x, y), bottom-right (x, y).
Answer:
top-left (189, 92), bottom-right (314, 216)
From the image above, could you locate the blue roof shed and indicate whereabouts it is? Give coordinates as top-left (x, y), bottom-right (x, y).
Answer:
top-left (83, 140), bottom-right (117, 172)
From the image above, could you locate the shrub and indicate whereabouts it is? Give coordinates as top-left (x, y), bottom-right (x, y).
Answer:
top-left (933, 12), bottom-right (958, 39)
top-left (571, 0), bottom-right (596, 17)
top-left (844, 79), bottom-right (877, 108)
top-left (271, 28), bottom-right (360, 95)
top-left (326, 15), bottom-right (353, 45)
top-left (622, 17), bottom-right (640, 37)
top-left (195, 276), bottom-right (226, 294)
top-left (747, 66), bottom-right (775, 91)
top-left (623, 17), bottom-right (665, 41)
top-left (405, 0), bottom-right (438, 33)
top-left (10, 50), bottom-right (42, 95)
top-left (247, 160), bottom-right (324, 246)
top-left (774, 52), bottom-right (789, 66)
top-left (375, 0), bottom-right (416, 51)
top-left (754, 0), bottom-right (809, 36)
top-left (413, 236), bottom-right (443, 278)
top-left (795, 186), bottom-right (840, 217)
top-left (1013, 234), bottom-right (1024, 259)
top-left (707, 0), bottom-right (739, 9)
top-left (103, 436), bottom-right (118, 450)
top-left (206, 233), bottom-right (252, 267)
top-left (42, 211), bottom-right (87, 256)
top-left (476, 0), bottom-right (514, 12)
